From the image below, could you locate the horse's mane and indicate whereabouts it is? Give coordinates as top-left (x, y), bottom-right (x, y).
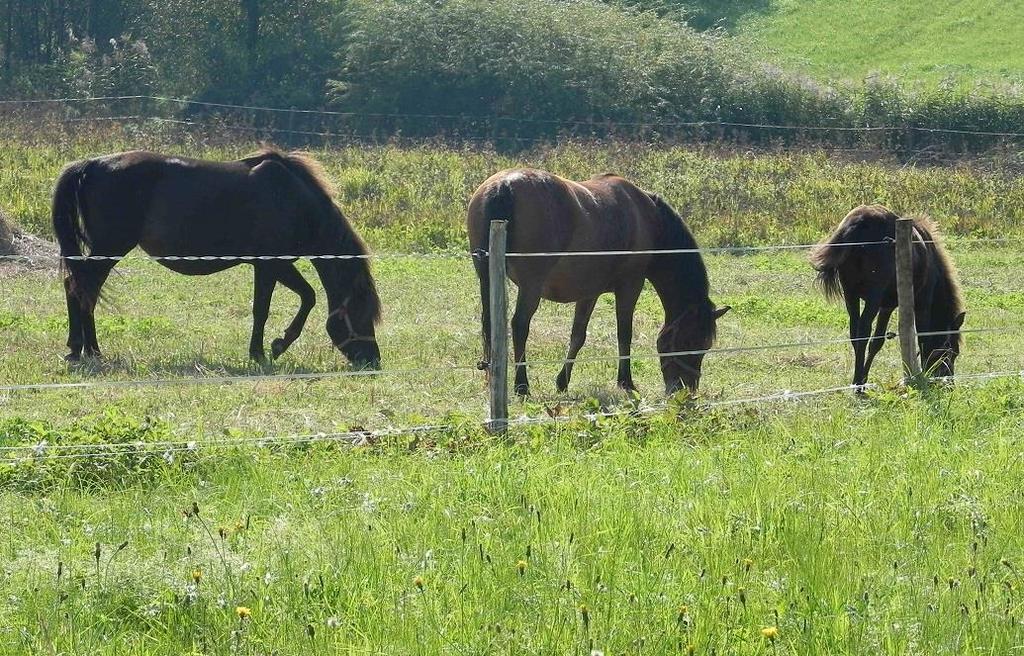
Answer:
top-left (244, 148), bottom-right (380, 323)
top-left (649, 194), bottom-right (717, 341)
top-left (912, 214), bottom-right (965, 345)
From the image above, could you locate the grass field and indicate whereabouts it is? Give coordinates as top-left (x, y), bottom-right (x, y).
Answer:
top-left (3, 127), bottom-right (1024, 653)
top-left (742, 0), bottom-right (1024, 85)
top-left (4, 124), bottom-right (1024, 252)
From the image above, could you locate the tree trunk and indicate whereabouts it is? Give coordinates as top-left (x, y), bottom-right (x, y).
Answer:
top-left (4, 0), bottom-right (13, 80)
top-left (241, 0), bottom-right (259, 56)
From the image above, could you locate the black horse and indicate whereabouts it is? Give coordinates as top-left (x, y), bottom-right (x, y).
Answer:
top-left (810, 204), bottom-right (965, 386)
top-left (52, 148), bottom-right (382, 368)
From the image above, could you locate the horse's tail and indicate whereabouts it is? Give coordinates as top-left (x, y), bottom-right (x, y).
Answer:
top-left (52, 160), bottom-right (92, 300)
top-left (470, 178), bottom-right (515, 371)
top-left (482, 178), bottom-right (515, 224)
top-left (809, 227), bottom-right (852, 301)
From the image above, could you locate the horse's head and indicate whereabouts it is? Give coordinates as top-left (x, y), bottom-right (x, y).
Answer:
top-left (922, 311), bottom-right (965, 379)
top-left (657, 303), bottom-right (730, 394)
top-left (327, 297), bottom-right (381, 370)
top-left (313, 257), bottom-right (383, 371)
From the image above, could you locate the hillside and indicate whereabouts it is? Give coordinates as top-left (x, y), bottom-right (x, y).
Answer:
top-left (740, 0), bottom-right (1024, 85)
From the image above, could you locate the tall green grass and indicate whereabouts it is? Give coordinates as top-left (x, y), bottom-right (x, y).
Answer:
top-left (3, 383), bottom-right (1024, 654)
top-left (3, 125), bottom-right (1023, 251)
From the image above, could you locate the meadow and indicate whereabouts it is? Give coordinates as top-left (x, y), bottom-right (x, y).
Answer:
top-left (2, 125), bottom-right (1024, 654)
top-left (741, 0), bottom-right (1024, 85)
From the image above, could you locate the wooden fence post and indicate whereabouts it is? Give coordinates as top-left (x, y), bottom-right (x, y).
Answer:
top-left (487, 221), bottom-right (509, 434)
top-left (895, 217), bottom-right (922, 379)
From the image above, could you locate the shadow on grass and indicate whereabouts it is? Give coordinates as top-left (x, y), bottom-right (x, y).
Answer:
top-left (65, 353), bottom-right (336, 379)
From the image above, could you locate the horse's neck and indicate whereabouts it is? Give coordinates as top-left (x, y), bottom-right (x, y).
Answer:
top-left (649, 270), bottom-right (709, 320)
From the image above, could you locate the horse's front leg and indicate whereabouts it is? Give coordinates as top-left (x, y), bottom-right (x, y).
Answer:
top-left (613, 279), bottom-right (644, 392)
top-left (249, 264), bottom-right (276, 363)
top-left (269, 263), bottom-right (317, 359)
top-left (863, 306), bottom-right (894, 380)
top-left (511, 286), bottom-right (542, 396)
top-left (852, 294), bottom-right (882, 387)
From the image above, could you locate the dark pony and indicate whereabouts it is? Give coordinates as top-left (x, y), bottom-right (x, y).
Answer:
top-left (52, 148), bottom-right (382, 367)
top-left (810, 204), bottom-right (965, 386)
top-left (467, 169), bottom-right (729, 396)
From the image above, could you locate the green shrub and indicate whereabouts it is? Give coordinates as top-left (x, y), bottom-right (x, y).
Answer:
top-left (333, 0), bottom-right (742, 128)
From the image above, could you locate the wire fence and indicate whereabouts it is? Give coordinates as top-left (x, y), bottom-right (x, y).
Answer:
top-left (3, 97), bottom-right (1024, 464)
top-left (5, 369), bottom-right (1024, 466)
top-left (2, 236), bottom-right (1023, 264)
top-left (3, 95), bottom-right (1024, 158)
top-left (2, 94), bottom-right (1024, 138)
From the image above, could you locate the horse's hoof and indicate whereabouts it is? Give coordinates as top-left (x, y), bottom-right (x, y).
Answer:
top-left (64, 352), bottom-right (82, 363)
top-left (555, 374), bottom-right (569, 393)
top-left (271, 338), bottom-right (288, 359)
top-left (249, 350), bottom-right (267, 365)
top-left (514, 384), bottom-right (530, 397)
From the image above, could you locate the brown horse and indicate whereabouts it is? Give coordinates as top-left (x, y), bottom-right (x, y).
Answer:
top-left (467, 169), bottom-right (730, 396)
top-left (810, 204), bottom-right (965, 386)
top-left (52, 148), bottom-right (382, 368)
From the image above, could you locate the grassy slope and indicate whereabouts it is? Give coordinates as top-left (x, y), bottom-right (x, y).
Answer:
top-left (741, 0), bottom-right (1024, 84)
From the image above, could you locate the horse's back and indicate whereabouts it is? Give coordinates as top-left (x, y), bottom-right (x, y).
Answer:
top-left (467, 168), bottom-right (660, 301)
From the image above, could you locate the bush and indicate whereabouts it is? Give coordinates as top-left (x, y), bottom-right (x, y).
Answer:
top-left (63, 34), bottom-right (158, 98)
top-left (332, 0), bottom-right (743, 128)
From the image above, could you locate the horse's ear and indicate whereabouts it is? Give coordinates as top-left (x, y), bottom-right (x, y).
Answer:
top-left (713, 305), bottom-right (731, 320)
top-left (952, 311), bottom-right (966, 330)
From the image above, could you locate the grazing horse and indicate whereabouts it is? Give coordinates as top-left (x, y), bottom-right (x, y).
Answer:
top-left (467, 169), bottom-right (730, 396)
top-left (52, 148), bottom-right (382, 368)
top-left (810, 204), bottom-right (965, 386)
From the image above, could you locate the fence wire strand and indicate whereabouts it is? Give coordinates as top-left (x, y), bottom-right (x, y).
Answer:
top-left (4, 94), bottom-right (1024, 139)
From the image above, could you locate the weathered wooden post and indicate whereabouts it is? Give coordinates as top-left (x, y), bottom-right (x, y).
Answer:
top-left (895, 217), bottom-right (922, 379)
top-left (487, 221), bottom-right (509, 434)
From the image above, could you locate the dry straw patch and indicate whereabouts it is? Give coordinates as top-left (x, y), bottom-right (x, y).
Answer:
top-left (0, 207), bottom-right (58, 272)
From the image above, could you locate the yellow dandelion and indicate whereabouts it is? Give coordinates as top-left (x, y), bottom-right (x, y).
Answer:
top-left (761, 626), bottom-right (779, 641)
top-left (743, 558), bottom-right (754, 571)
top-left (236, 606), bottom-right (252, 619)
top-left (413, 575), bottom-right (425, 590)
top-left (686, 644), bottom-right (696, 655)
top-left (192, 569), bottom-right (203, 583)
top-left (677, 605), bottom-right (689, 623)
top-left (517, 560), bottom-right (528, 575)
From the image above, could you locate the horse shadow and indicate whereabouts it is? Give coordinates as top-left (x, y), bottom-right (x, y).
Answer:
top-left (64, 353), bottom-right (339, 379)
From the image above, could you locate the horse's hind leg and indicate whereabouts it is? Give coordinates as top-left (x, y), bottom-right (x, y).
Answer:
top-left (472, 251), bottom-right (492, 372)
top-left (555, 297), bottom-right (598, 392)
top-left (77, 258), bottom-right (119, 358)
top-left (511, 285), bottom-right (542, 396)
top-left (63, 276), bottom-right (85, 361)
top-left (249, 264), bottom-right (277, 363)
top-left (269, 263), bottom-right (316, 359)
top-left (613, 279), bottom-right (644, 392)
